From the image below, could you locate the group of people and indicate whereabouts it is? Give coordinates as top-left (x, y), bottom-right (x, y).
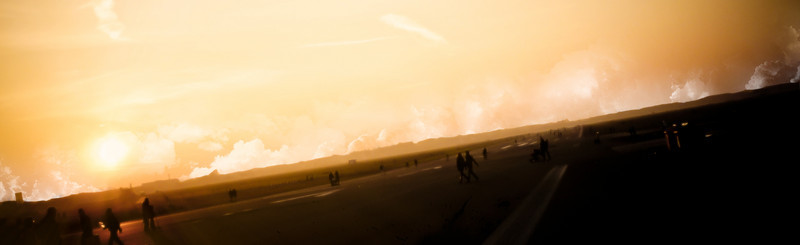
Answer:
top-left (456, 151), bottom-right (480, 183)
top-left (2, 199), bottom-right (159, 245)
top-left (80, 207), bottom-right (125, 245)
top-left (228, 188), bottom-right (238, 202)
top-left (530, 136), bottom-right (552, 162)
top-left (328, 171), bottom-right (340, 186)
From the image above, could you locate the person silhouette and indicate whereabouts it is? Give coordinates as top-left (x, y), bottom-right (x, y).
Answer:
top-left (414, 159), bottom-right (418, 167)
top-left (540, 137), bottom-right (551, 161)
top-left (147, 200), bottom-right (156, 230)
top-left (79, 208), bottom-right (94, 243)
top-left (329, 172), bottom-right (335, 186)
top-left (456, 153), bottom-right (467, 183)
top-left (36, 207), bottom-right (60, 245)
top-left (103, 208), bottom-right (123, 245)
top-left (482, 147), bottom-right (487, 160)
top-left (334, 171), bottom-right (340, 185)
top-left (142, 198), bottom-right (152, 231)
top-left (465, 151), bottom-right (480, 182)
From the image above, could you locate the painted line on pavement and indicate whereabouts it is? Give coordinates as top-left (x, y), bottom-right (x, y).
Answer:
top-left (271, 189), bottom-right (341, 204)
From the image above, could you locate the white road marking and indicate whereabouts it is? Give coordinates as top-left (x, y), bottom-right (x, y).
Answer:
top-left (271, 189), bottom-right (341, 204)
top-left (483, 164), bottom-right (568, 245)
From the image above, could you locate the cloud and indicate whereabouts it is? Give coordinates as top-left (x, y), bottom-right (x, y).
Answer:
top-left (1, 150), bottom-right (101, 201)
top-left (792, 65), bottom-right (800, 83)
top-left (779, 26), bottom-right (800, 65)
top-left (158, 123), bottom-right (209, 143)
top-left (189, 139), bottom-right (292, 178)
top-left (139, 133), bottom-right (176, 164)
top-left (89, 0), bottom-right (127, 41)
top-left (746, 26), bottom-right (800, 89)
top-left (381, 14), bottom-right (447, 44)
top-left (302, 36), bottom-right (398, 48)
top-left (0, 161), bottom-right (23, 201)
top-left (670, 73), bottom-right (711, 102)
top-left (198, 141), bottom-right (223, 152)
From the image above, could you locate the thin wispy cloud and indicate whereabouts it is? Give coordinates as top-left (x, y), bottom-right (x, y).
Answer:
top-left (88, 0), bottom-right (127, 41)
top-left (302, 36), bottom-right (398, 48)
top-left (381, 14), bottom-right (447, 44)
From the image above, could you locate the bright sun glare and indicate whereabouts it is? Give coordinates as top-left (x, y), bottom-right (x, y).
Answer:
top-left (95, 137), bottom-right (128, 168)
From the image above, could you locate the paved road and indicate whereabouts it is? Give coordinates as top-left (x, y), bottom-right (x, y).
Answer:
top-left (65, 136), bottom-right (565, 245)
top-left (64, 123), bottom-right (795, 244)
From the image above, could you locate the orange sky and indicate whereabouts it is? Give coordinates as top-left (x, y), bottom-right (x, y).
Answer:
top-left (2, 0), bottom-right (799, 201)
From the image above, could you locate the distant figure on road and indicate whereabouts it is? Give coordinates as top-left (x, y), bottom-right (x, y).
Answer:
top-left (36, 207), bottom-right (60, 245)
top-left (456, 153), bottom-right (467, 183)
top-left (465, 151), bottom-right (479, 182)
top-left (142, 198), bottom-right (156, 231)
top-left (334, 171), bottom-right (340, 185)
top-left (379, 164), bottom-right (384, 173)
top-left (482, 147), bottom-right (488, 160)
top-left (103, 208), bottom-right (123, 245)
top-left (529, 147), bottom-right (542, 163)
top-left (329, 172), bottom-right (335, 186)
top-left (540, 136), bottom-right (551, 161)
top-left (228, 189), bottom-right (238, 202)
top-left (414, 159), bottom-right (418, 167)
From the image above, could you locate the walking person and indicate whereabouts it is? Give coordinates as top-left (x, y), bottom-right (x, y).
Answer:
top-left (482, 147), bottom-right (487, 160)
top-left (103, 208), bottom-right (123, 245)
top-left (541, 137), bottom-right (551, 161)
top-left (456, 153), bottom-right (467, 183)
top-left (329, 172), bottom-right (335, 186)
top-left (465, 151), bottom-right (480, 182)
top-left (78, 208), bottom-right (96, 245)
top-left (36, 207), bottom-right (60, 245)
top-left (334, 171), bottom-right (340, 185)
top-left (142, 198), bottom-right (152, 231)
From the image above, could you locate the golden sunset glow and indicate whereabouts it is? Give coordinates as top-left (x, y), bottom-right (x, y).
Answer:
top-left (94, 137), bottom-right (128, 168)
top-left (1, 0), bottom-right (799, 201)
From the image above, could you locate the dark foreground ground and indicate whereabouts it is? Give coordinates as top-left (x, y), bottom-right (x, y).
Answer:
top-left (51, 84), bottom-right (800, 244)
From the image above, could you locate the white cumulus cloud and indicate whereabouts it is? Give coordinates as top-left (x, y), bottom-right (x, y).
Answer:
top-left (189, 139), bottom-right (291, 178)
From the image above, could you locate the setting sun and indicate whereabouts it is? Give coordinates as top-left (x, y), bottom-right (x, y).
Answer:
top-left (95, 137), bottom-right (129, 168)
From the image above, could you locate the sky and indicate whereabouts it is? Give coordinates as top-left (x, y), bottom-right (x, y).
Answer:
top-left (1, 0), bottom-right (799, 201)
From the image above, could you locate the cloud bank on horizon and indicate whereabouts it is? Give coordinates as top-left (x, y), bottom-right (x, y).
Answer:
top-left (1, 0), bottom-right (799, 201)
